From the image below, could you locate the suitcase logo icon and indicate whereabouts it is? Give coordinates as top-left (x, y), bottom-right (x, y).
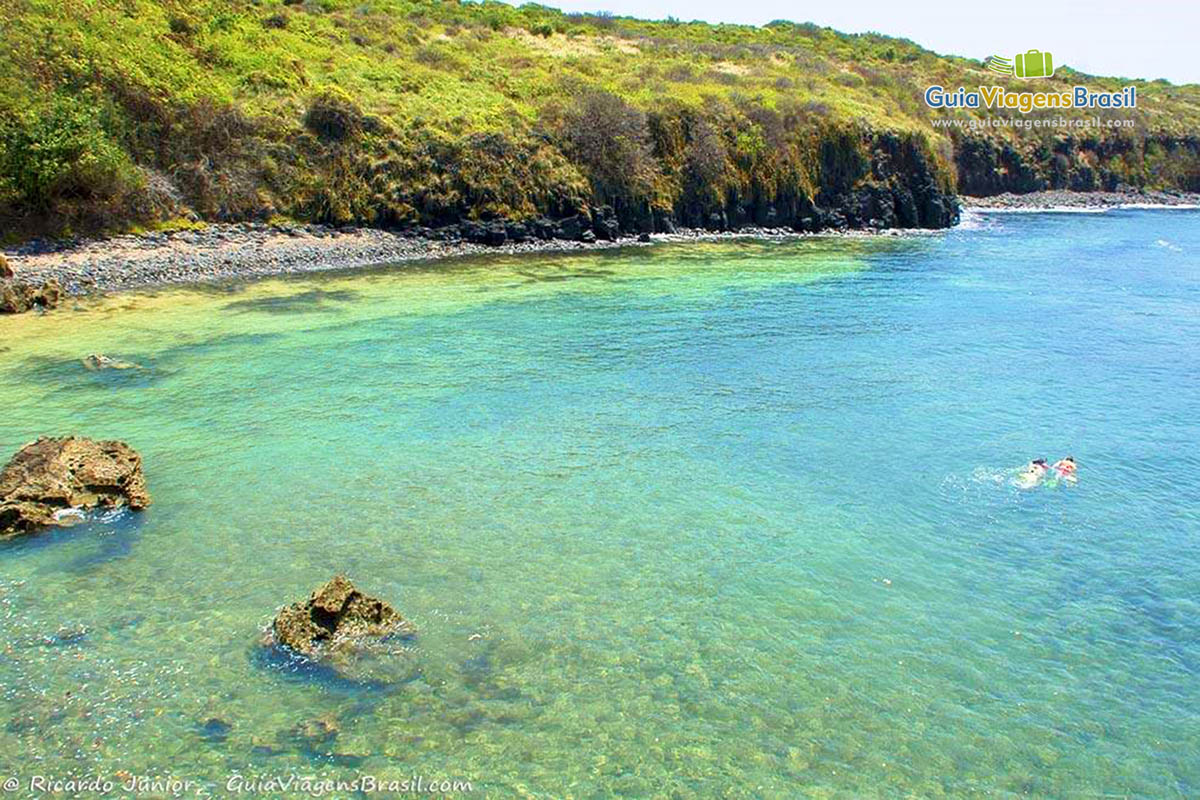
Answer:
top-left (985, 50), bottom-right (1055, 79)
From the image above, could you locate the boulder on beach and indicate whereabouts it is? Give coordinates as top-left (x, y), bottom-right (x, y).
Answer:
top-left (590, 205), bottom-right (620, 241)
top-left (0, 437), bottom-right (151, 539)
top-left (270, 575), bottom-right (417, 682)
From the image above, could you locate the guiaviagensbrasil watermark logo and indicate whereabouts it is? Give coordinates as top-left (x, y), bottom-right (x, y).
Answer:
top-left (985, 49), bottom-right (1054, 79)
top-left (922, 47), bottom-right (1137, 118)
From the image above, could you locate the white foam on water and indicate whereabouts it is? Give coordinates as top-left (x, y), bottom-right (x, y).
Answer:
top-left (1119, 203), bottom-right (1200, 210)
top-left (965, 206), bottom-right (1109, 214)
top-left (95, 507), bottom-right (129, 524)
top-left (970, 466), bottom-right (1013, 486)
top-left (953, 209), bottom-right (989, 230)
top-left (966, 203), bottom-right (1199, 216)
top-left (48, 506), bottom-right (130, 525)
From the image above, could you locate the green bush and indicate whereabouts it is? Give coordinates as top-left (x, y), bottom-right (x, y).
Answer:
top-left (304, 89), bottom-right (366, 143)
top-left (548, 90), bottom-right (656, 215)
top-left (0, 96), bottom-right (138, 215)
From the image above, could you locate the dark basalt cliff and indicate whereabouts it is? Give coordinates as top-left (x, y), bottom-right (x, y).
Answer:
top-left (955, 134), bottom-right (1200, 196)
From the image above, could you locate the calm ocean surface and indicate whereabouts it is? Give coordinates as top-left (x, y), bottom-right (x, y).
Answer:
top-left (1, 210), bottom-right (1197, 798)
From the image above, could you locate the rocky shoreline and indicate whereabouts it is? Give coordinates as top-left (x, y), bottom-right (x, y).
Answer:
top-left (3, 190), bottom-right (1196, 301)
top-left (2, 223), bottom-right (645, 296)
top-left (964, 189), bottom-right (1200, 211)
top-left (0, 221), bottom-right (908, 298)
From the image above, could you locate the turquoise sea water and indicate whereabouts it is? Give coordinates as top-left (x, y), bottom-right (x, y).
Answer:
top-left (1, 210), bottom-right (1198, 798)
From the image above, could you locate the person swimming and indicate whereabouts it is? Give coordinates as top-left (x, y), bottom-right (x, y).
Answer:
top-left (1052, 456), bottom-right (1077, 483)
top-left (1016, 458), bottom-right (1049, 489)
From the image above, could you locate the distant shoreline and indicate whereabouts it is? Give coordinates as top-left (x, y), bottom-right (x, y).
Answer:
top-left (964, 189), bottom-right (1200, 212)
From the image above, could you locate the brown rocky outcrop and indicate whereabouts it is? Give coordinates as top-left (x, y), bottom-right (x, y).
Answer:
top-left (270, 575), bottom-right (417, 682)
top-left (0, 437), bottom-right (151, 539)
top-left (273, 575), bottom-right (413, 656)
top-left (37, 278), bottom-right (64, 308)
top-left (0, 281), bottom-right (37, 314)
top-left (0, 279), bottom-right (63, 313)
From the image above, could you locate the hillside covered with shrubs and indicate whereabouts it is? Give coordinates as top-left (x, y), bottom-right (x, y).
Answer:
top-left (2, 0), bottom-right (1200, 240)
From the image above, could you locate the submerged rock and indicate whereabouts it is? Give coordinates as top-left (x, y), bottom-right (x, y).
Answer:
top-left (196, 717), bottom-right (232, 743)
top-left (270, 575), bottom-right (417, 682)
top-left (82, 353), bottom-right (141, 371)
top-left (286, 715), bottom-right (339, 751)
top-left (275, 714), bottom-right (369, 765)
top-left (0, 437), bottom-right (151, 539)
top-left (42, 625), bottom-right (89, 646)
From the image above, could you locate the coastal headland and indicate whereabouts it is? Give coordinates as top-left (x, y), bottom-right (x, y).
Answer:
top-left (4, 1), bottom-right (1199, 258)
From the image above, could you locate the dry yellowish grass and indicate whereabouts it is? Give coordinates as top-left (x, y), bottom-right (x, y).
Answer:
top-left (711, 61), bottom-right (751, 77)
top-left (508, 29), bottom-right (641, 58)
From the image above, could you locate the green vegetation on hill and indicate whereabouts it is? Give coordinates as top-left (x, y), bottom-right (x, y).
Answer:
top-left (2, 0), bottom-right (1199, 238)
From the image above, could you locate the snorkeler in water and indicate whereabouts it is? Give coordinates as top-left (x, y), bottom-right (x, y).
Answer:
top-left (1016, 458), bottom-right (1049, 488)
top-left (1052, 456), bottom-right (1077, 483)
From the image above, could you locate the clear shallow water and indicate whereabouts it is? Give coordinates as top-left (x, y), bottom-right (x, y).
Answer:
top-left (0, 213), bottom-right (1198, 798)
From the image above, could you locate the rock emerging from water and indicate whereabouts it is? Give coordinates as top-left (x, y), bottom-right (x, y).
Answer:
top-left (271, 575), bottom-right (416, 681)
top-left (37, 278), bottom-right (64, 308)
top-left (0, 437), bottom-right (151, 539)
top-left (0, 278), bottom-right (63, 313)
top-left (0, 281), bottom-right (36, 314)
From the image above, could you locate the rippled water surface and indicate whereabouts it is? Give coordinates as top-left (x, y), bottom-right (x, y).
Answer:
top-left (1, 211), bottom-right (1198, 798)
